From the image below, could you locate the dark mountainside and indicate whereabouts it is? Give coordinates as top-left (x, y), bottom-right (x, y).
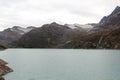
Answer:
top-left (99, 6), bottom-right (120, 24)
top-left (18, 22), bottom-right (71, 48)
top-left (0, 6), bottom-right (120, 49)
top-left (0, 26), bottom-right (35, 47)
top-left (61, 6), bottom-right (120, 49)
top-left (18, 22), bottom-right (88, 48)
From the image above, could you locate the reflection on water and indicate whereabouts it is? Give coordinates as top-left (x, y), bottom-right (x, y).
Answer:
top-left (0, 49), bottom-right (120, 80)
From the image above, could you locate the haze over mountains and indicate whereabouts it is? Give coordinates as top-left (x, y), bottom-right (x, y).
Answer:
top-left (0, 6), bottom-right (120, 49)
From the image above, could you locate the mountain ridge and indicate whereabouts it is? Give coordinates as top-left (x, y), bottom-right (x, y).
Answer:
top-left (0, 6), bottom-right (120, 49)
top-left (0, 26), bottom-right (35, 47)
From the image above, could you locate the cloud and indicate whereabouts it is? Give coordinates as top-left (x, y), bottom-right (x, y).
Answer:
top-left (0, 0), bottom-right (119, 30)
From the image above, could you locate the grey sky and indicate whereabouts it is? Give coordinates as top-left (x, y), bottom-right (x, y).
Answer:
top-left (0, 0), bottom-right (120, 30)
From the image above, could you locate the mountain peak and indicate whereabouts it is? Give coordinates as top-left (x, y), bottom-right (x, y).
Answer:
top-left (115, 6), bottom-right (120, 9)
top-left (12, 26), bottom-right (22, 29)
top-left (2, 26), bottom-right (36, 35)
top-left (51, 22), bottom-right (58, 25)
top-left (99, 6), bottom-right (120, 24)
top-left (110, 6), bottom-right (120, 15)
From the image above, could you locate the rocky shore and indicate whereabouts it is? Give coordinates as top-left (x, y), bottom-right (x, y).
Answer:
top-left (0, 59), bottom-right (13, 80)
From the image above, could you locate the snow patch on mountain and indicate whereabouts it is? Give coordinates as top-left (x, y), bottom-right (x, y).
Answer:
top-left (64, 24), bottom-right (80, 29)
top-left (10, 26), bottom-right (35, 35)
top-left (65, 24), bottom-right (94, 30)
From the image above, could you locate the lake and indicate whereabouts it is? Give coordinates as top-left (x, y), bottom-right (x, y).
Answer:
top-left (0, 49), bottom-right (120, 80)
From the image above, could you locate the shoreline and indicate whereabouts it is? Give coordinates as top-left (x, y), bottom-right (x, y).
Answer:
top-left (0, 59), bottom-right (13, 80)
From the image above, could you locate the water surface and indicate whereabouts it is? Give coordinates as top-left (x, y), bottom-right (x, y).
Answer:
top-left (0, 49), bottom-right (120, 80)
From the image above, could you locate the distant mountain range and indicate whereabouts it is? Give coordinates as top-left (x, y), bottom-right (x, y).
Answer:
top-left (0, 6), bottom-right (120, 49)
top-left (62, 6), bottom-right (120, 49)
top-left (0, 26), bottom-right (35, 47)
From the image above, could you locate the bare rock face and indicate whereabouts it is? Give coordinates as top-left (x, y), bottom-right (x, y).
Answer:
top-left (0, 59), bottom-right (13, 80)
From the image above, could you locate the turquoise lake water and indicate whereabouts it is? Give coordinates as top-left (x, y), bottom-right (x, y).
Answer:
top-left (0, 49), bottom-right (120, 80)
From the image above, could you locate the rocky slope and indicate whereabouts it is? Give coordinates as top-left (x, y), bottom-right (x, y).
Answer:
top-left (9, 26), bottom-right (36, 35)
top-left (62, 28), bottom-right (120, 49)
top-left (0, 26), bottom-right (35, 47)
top-left (100, 6), bottom-right (120, 24)
top-left (18, 22), bottom-right (71, 48)
top-left (60, 6), bottom-right (120, 49)
top-left (1, 6), bottom-right (120, 49)
top-left (90, 6), bottom-right (120, 33)
top-left (0, 59), bottom-right (13, 80)
top-left (17, 22), bottom-right (89, 48)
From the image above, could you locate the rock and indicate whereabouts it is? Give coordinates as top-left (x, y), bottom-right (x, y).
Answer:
top-left (0, 77), bottom-right (5, 80)
top-left (0, 59), bottom-right (13, 80)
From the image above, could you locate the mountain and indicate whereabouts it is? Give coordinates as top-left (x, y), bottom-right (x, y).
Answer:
top-left (99, 16), bottom-right (108, 24)
top-left (0, 26), bottom-right (35, 47)
top-left (90, 6), bottom-right (120, 33)
top-left (99, 6), bottom-right (120, 28)
top-left (1, 6), bottom-right (120, 49)
top-left (18, 22), bottom-right (71, 48)
top-left (61, 28), bottom-right (120, 49)
top-left (65, 23), bottom-right (94, 31)
top-left (64, 24), bottom-right (80, 29)
top-left (9, 26), bottom-right (36, 35)
top-left (100, 6), bottom-right (120, 24)
top-left (17, 22), bottom-right (89, 48)
top-left (60, 6), bottom-right (120, 49)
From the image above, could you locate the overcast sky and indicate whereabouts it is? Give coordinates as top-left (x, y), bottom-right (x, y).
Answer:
top-left (0, 0), bottom-right (120, 30)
